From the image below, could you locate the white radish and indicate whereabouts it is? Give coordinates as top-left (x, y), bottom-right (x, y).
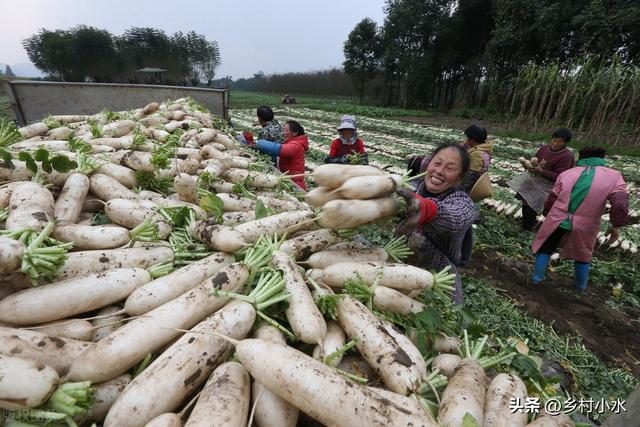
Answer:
top-left (94, 162), bottom-right (138, 188)
top-left (306, 247), bottom-right (387, 269)
top-left (234, 209), bottom-right (316, 244)
top-left (6, 182), bottom-right (54, 231)
top-left (173, 173), bottom-right (198, 203)
top-left (49, 114), bottom-right (88, 124)
top-left (438, 358), bottom-right (486, 427)
top-left (89, 136), bottom-right (134, 150)
top-left (0, 355), bottom-right (59, 409)
top-left (184, 362), bottom-right (250, 427)
top-left (54, 173), bottom-right (90, 224)
top-left (90, 174), bottom-right (139, 200)
top-left (526, 412), bottom-right (574, 426)
top-left (217, 193), bottom-right (256, 211)
top-left (273, 251), bottom-right (326, 344)
top-left (373, 285), bottom-right (425, 315)
top-left (124, 252), bottom-right (234, 315)
top-left (53, 224), bottom-right (130, 250)
top-left (107, 150), bottom-right (155, 172)
top-left (431, 354), bottom-right (462, 378)
top-left (325, 240), bottom-right (370, 251)
top-left (190, 221), bottom-right (247, 253)
top-left (104, 301), bottom-right (254, 427)
top-left (105, 198), bottom-right (172, 239)
top-left (431, 334), bottom-right (462, 353)
top-left (18, 122), bottom-right (49, 139)
top-left (0, 268), bottom-right (150, 325)
top-left (223, 168), bottom-right (279, 188)
top-left (56, 246), bottom-right (173, 281)
top-left (310, 164), bottom-right (386, 189)
top-left (234, 338), bottom-right (436, 426)
top-left (251, 324), bottom-right (300, 427)
top-left (192, 129), bottom-right (218, 146)
top-left (102, 120), bottom-right (136, 137)
top-left (305, 186), bottom-right (344, 207)
top-left (222, 210), bottom-right (255, 226)
top-left (0, 327), bottom-right (92, 375)
top-left (28, 318), bottom-right (95, 341)
top-left (280, 229), bottom-right (342, 259)
top-left (213, 132), bottom-right (236, 148)
top-left (147, 197), bottom-right (207, 220)
top-left (337, 296), bottom-right (422, 395)
top-left (0, 237), bottom-right (24, 274)
top-left (483, 373), bottom-right (528, 427)
top-left (92, 305), bottom-right (126, 341)
top-left (312, 320), bottom-right (346, 367)
top-left (334, 174), bottom-right (403, 199)
top-left (66, 263), bottom-right (249, 383)
top-left (318, 261), bottom-right (436, 291)
top-left (144, 413), bottom-right (183, 427)
top-left (318, 198), bottom-right (397, 229)
top-left (81, 374), bottom-right (132, 423)
top-left (382, 321), bottom-right (427, 377)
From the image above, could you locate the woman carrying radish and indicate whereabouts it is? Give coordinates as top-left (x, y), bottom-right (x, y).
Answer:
top-left (249, 120), bottom-right (309, 190)
top-left (531, 147), bottom-right (629, 292)
top-left (508, 128), bottom-right (575, 231)
top-left (396, 142), bottom-right (477, 304)
top-left (324, 115), bottom-right (368, 165)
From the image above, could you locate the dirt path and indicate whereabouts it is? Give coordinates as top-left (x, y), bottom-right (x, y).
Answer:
top-left (464, 249), bottom-right (640, 377)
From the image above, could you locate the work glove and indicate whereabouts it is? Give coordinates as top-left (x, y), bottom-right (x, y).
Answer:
top-left (395, 188), bottom-right (437, 236)
top-left (242, 131), bottom-right (255, 146)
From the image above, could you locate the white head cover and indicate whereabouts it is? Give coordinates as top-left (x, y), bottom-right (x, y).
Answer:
top-left (337, 115), bottom-right (357, 131)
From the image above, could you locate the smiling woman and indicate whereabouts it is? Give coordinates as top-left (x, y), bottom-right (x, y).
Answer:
top-left (396, 143), bottom-right (476, 304)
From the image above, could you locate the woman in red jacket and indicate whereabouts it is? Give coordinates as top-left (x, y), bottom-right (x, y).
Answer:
top-left (253, 120), bottom-right (309, 190)
top-left (325, 115), bottom-right (367, 164)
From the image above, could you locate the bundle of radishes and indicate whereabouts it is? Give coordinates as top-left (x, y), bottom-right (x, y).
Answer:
top-left (304, 164), bottom-right (424, 229)
top-left (0, 99), bottom-right (578, 427)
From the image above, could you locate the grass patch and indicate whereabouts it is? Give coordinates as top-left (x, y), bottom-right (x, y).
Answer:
top-left (230, 90), bottom-right (433, 118)
top-left (464, 276), bottom-right (638, 421)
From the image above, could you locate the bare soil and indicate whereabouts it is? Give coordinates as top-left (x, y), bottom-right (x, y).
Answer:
top-left (463, 249), bottom-right (640, 377)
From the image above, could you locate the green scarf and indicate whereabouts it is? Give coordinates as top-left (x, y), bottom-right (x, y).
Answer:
top-left (559, 157), bottom-right (606, 230)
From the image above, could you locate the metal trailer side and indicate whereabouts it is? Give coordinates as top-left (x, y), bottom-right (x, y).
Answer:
top-left (3, 80), bottom-right (229, 125)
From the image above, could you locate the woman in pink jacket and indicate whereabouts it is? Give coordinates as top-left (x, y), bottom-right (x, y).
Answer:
top-left (531, 147), bottom-right (629, 291)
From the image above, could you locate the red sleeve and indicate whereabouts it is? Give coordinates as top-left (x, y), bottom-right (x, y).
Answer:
top-left (329, 139), bottom-right (339, 157)
top-left (414, 194), bottom-right (438, 225)
top-left (609, 174), bottom-right (629, 227)
top-left (356, 139), bottom-right (366, 154)
top-left (543, 178), bottom-right (562, 216)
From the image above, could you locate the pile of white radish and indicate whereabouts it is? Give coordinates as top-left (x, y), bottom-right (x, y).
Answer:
top-left (0, 99), bottom-right (579, 427)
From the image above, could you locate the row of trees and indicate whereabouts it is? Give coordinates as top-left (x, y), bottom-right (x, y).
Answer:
top-left (343, 0), bottom-right (640, 108)
top-left (23, 26), bottom-right (221, 85)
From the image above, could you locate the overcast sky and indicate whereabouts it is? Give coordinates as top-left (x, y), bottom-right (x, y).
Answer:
top-left (0, 0), bottom-right (387, 78)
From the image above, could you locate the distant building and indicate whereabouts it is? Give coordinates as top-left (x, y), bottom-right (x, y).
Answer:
top-left (135, 67), bottom-right (167, 84)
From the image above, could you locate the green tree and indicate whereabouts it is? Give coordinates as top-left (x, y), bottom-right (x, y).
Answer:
top-left (343, 18), bottom-right (381, 103)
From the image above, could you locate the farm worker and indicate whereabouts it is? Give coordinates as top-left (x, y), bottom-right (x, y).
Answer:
top-left (459, 124), bottom-right (493, 266)
top-left (531, 147), bottom-right (629, 292)
top-left (324, 115), bottom-right (368, 165)
top-left (238, 105), bottom-right (284, 147)
top-left (508, 128), bottom-right (575, 231)
top-left (396, 142), bottom-right (478, 305)
top-left (251, 120), bottom-right (309, 190)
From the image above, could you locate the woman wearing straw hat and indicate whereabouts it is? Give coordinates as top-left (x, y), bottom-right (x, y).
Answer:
top-left (325, 115), bottom-right (368, 165)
